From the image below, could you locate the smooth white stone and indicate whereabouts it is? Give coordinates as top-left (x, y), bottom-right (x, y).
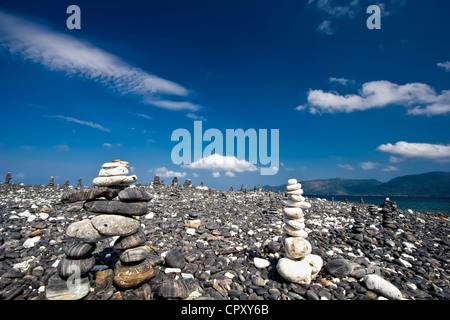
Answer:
top-left (286, 183), bottom-right (302, 191)
top-left (23, 236), bottom-right (41, 248)
top-left (283, 237), bottom-right (312, 260)
top-left (287, 189), bottom-right (303, 195)
top-left (186, 228), bottom-right (196, 235)
top-left (290, 194), bottom-right (305, 201)
top-left (303, 254), bottom-right (323, 279)
top-left (276, 257), bottom-right (312, 284)
top-left (254, 257), bottom-right (271, 269)
top-left (165, 268), bottom-right (182, 274)
top-left (287, 179), bottom-right (298, 185)
top-left (283, 207), bottom-right (304, 219)
top-left (283, 200), bottom-right (311, 209)
top-left (92, 175), bottom-right (137, 187)
top-left (98, 167), bottom-right (129, 177)
top-left (283, 218), bottom-right (305, 230)
top-left (283, 225), bottom-right (308, 238)
top-left (363, 274), bottom-right (403, 300)
top-left (101, 160), bottom-right (129, 168)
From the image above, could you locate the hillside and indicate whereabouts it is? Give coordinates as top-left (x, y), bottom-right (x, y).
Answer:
top-left (264, 171), bottom-right (450, 197)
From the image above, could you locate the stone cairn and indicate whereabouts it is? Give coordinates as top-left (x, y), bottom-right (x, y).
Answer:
top-left (46, 159), bottom-right (155, 300)
top-left (48, 176), bottom-right (54, 187)
top-left (351, 206), bottom-right (365, 234)
top-left (276, 178), bottom-right (323, 285)
top-left (172, 176), bottom-right (178, 186)
top-left (5, 172), bottom-right (11, 184)
top-left (153, 175), bottom-right (160, 185)
top-left (380, 198), bottom-right (397, 229)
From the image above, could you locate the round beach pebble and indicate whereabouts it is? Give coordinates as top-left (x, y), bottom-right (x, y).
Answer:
top-left (57, 256), bottom-right (96, 279)
top-left (283, 207), bottom-right (304, 219)
top-left (91, 214), bottom-right (141, 237)
top-left (113, 258), bottom-right (155, 289)
top-left (83, 200), bottom-right (148, 216)
top-left (287, 179), bottom-right (297, 185)
top-left (283, 217), bottom-right (305, 230)
top-left (118, 188), bottom-right (152, 202)
top-left (282, 225), bottom-right (308, 238)
top-left (101, 160), bottom-right (129, 168)
top-left (283, 237), bottom-right (312, 260)
top-left (99, 166), bottom-right (129, 177)
top-left (46, 274), bottom-right (90, 300)
top-left (276, 257), bottom-right (312, 284)
top-left (119, 245), bottom-right (152, 264)
top-left (286, 183), bottom-right (302, 191)
top-left (92, 175), bottom-right (137, 187)
top-left (66, 219), bottom-right (107, 243)
top-left (113, 230), bottom-right (146, 250)
top-left (64, 242), bottom-right (96, 259)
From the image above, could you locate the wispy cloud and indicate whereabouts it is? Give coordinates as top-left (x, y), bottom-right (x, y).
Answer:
top-left (377, 141), bottom-right (450, 161)
top-left (47, 115), bottom-right (111, 132)
top-left (329, 77), bottom-right (355, 86)
top-left (308, 0), bottom-right (406, 35)
top-left (337, 163), bottom-right (354, 170)
top-left (360, 161), bottom-right (380, 170)
top-left (102, 142), bottom-right (123, 148)
top-left (300, 80), bottom-right (450, 116)
top-left (437, 61), bottom-right (450, 72)
top-left (129, 112), bottom-right (152, 120)
top-left (0, 10), bottom-right (200, 111)
top-left (145, 99), bottom-right (201, 112)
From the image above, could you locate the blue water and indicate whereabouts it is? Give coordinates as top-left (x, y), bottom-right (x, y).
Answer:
top-left (307, 195), bottom-right (450, 214)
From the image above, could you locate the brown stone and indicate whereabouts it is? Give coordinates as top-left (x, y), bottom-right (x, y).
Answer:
top-left (113, 258), bottom-right (155, 289)
top-left (94, 269), bottom-right (114, 289)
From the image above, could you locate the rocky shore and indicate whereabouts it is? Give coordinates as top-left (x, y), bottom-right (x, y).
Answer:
top-left (0, 182), bottom-right (448, 300)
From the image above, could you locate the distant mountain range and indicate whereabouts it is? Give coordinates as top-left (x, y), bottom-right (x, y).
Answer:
top-left (263, 172), bottom-right (450, 197)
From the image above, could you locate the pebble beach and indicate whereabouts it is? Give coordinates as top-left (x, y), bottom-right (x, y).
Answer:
top-left (0, 182), bottom-right (449, 301)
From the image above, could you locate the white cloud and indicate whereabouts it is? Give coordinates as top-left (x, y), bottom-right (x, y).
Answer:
top-left (308, 0), bottom-right (405, 35)
top-left (389, 156), bottom-right (404, 163)
top-left (48, 115), bottom-right (111, 132)
top-left (360, 161), bottom-right (380, 170)
top-left (337, 164), bottom-right (354, 170)
top-left (102, 142), bottom-right (122, 148)
top-left (225, 171), bottom-right (235, 177)
top-left (329, 77), bottom-right (354, 86)
top-left (212, 171), bottom-right (221, 178)
top-left (0, 10), bottom-right (199, 111)
top-left (382, 165), bottom-right (399, 172)
top-left (302, 80), bottom-right (450, 116)
top-left (437, 61), bottom-right (450, 72)
top-left (145, 99), bottom-right (201, 112)
top-left (377, 141), bottom-right (450, 160)
top-left (182, 153), bottom-right (258, 173)
top-left (153, 166), bottom-right (187, 178)
top-left (308, 0), bottom-right (360, 19)
top-left (316, 19), bottom-right (336, 35)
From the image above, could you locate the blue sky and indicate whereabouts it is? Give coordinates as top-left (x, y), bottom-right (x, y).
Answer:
top-left (0, 0), bottom-right (449, 190)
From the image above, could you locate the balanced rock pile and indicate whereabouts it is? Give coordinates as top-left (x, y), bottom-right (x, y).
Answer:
top-left (276, 178), bottom-right (323, 284)
top-left (46, 160), bottom-right (154, 300)
top-left (380, 198), bottom-right (397, 229)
